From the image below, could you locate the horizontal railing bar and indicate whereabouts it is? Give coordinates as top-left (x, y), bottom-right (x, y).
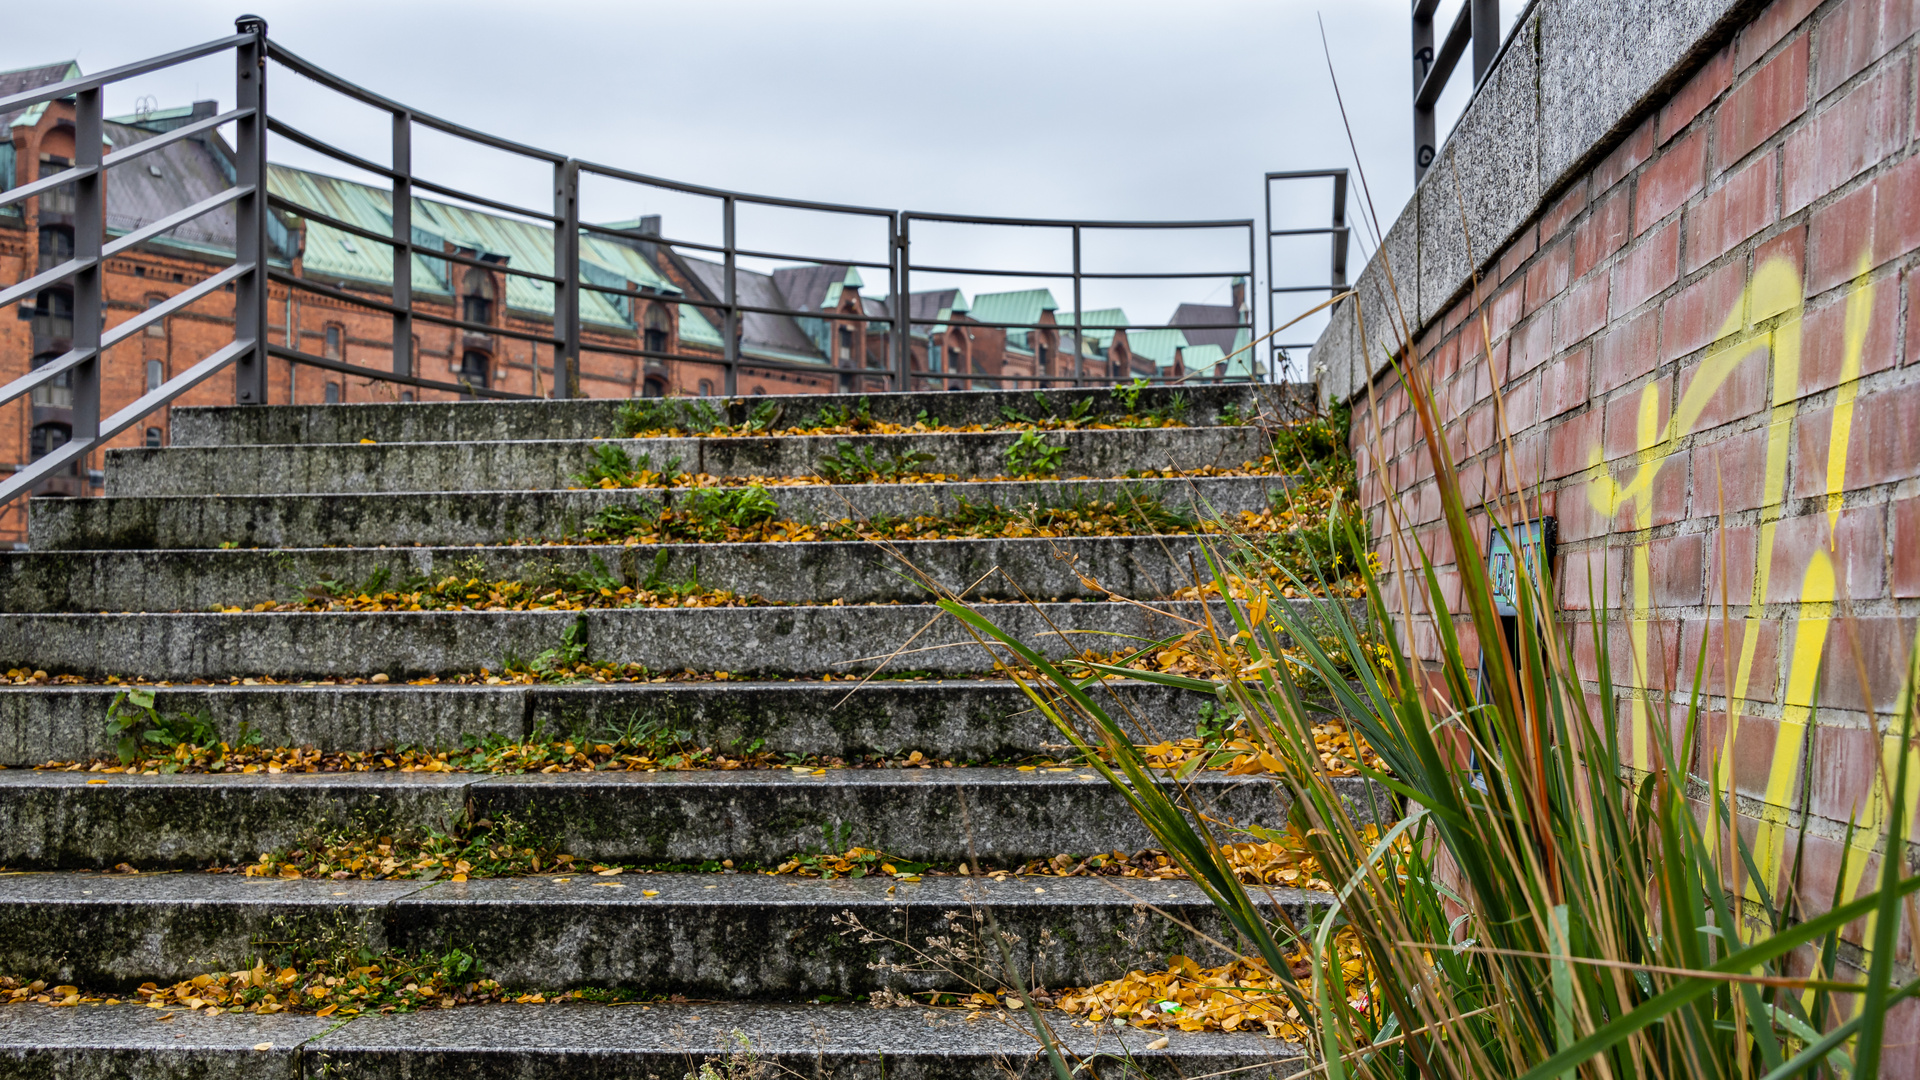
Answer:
top-left (0, 256), bottom-right (99, 309)
top-left (911, 317), bottom-right (1250, 333)
top-left (1267, 227), bottom-right (1344, 237)
top-left (102, 262), bottom-right (250, 349)
top-left (267, 269), bottom-right (566, 345)
top-left (906, 264), bottom-right (1074, 279)
top-left (567, 278), bottom-right (689, 303)
top-left (0, 33), bottom-right (248, 115)
top-left (574, 158), bottom-right (896, 219)
top-left (0, 335), bottom-right (255, 510)
top-left (904, 211), bottom-right (1254, 230)
top-left (1077, 270), bottom-right (1250, 281)
top-left (0, 346), bottom-right (96, 414)
top-left (266, 117), bottom-right (398, 179)
top-left (0, 165), bottom-right (98, 213)
top-left (1264, 169), bottom-right (1349, 181)
top-left (408, 175), bottom-right (560, 224)
top-left (266, 42), bottom-right (568, 164)
top-left (619, 290), bottom-right (893, 325)
top-left (268, 344), bottom-right (535, 399)
top-left (728, 246), bottom-right (892, 271)
top-left (267, 194), bottom-right (570, 285)
top-left (574, 221), bottom-right (722, 255)
top-left (1270, 284), bottom-right (1343, 293)
top-left (576, 339), bottom-right (879, 381)
top-left (102, 185), bottom-right (250, 259)
top-left (102, 108), bottom-right (251, 169)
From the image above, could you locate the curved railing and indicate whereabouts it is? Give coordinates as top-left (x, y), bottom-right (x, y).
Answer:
top-left (0, 16), bottom-right (1344, 510)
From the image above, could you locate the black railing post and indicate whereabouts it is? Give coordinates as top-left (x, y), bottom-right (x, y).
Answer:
top-left (1412, 0), bottom-right (1437, 181)
top-left (1471, 0), bottom-right (1501, 82)
top-left (890, 214), bottom-right (907, 392)
top-left (1070, 225), bottom-right (1082, 388)
top-left (70, 86), bottom-right (104, 447)
top-left (554, 159), bottom-right (580, 398)
top-left (722, 195), bottom-right (738, 397)
top-left (391, 110), bottom-right (413, 382)
top-left (233, 15), bottom-right (270, 404)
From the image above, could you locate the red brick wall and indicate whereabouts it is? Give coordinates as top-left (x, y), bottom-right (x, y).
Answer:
top-left (1351, 0), bottom-right (1920, 1028)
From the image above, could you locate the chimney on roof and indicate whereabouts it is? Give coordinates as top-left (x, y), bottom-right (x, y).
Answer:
top-left (190, 100), bottom-right (217, 122)
top-left (638, 215), bottom-right (661, 237)
top-left (1231, 276), bottom-right (1245, 315)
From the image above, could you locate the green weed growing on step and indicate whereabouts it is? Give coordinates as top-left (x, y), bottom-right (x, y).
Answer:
top-left (571, 443), bottom-right (684, 488)
top-left (1003, 429), bottom-right (1066, 476)
top-left (616, 398), bottom-right (723, 437)
top-left (805, 397), bottom-right (876, 431)
top-left (815, 441), bottom-right (938, 483)
top-left (105, 687), bottom-right (258, 767)
top-left (686, 1030), bottom-right (767, 1080)
top-left (504, 621), bottom-right (589, 682)
top-left (574, 486), bottom-right (781, 544)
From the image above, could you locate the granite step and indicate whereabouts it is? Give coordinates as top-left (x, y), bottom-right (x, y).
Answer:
top-left (0, 871), bottom-right (1329, 995)
top-left (0, 679), bottom-right (1198, 768)
top-left (0, 768), bottom-right (1387, 870)
top-left (168, 381), bottom-right (1302, 447)
top-left (0, 999), bottom-right (1305, 1079)
top-left (28, 475), bottom-right (1286, 551)
top-left (0, 534), bottom-right (1234, 613)
top-left (0, 600), bottom-right (1237, 682)
top-left (103, 427), bottom-right (1272, 498)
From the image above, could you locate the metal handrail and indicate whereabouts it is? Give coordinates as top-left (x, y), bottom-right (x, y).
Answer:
top-left (1265, 170), bottom-right (1349, 383)
top-left (0, 16), bottom-right (1341, 513)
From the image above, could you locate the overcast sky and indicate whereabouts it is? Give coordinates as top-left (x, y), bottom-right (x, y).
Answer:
top-left (6, 0), bottom-right (1498, 370)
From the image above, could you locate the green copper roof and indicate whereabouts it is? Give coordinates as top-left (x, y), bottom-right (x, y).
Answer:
top-left (269, 164), bottom-right (679, 331)
top-left (1125, 327), bottom-right (1188, 367)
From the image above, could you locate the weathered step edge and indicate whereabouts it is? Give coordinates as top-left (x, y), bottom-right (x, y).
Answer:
top-left (169, 380), bottom-right (1309, 447)
top-left (0, 872), bottom-right (1332, 995)
top-left (29, 474), bottom-right (1288, 551)
top-left (0, 769), bottom-right (1390, 868)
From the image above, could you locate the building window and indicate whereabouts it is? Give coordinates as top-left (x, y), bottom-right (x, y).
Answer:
top-left (29, 351), bottom-right (72, 408)
top-left (462, 268), bottom-right (495, 327)
top-left (838, 326), bottom-right (854, 364)
top-left (1037, 345), bottom-right (1049, 373)
top-left (697, 379), bottom-right (714, 396)
top-left (145, 294), bottom-right (167, 337)
top-left (146, 360), bottom-right (163, 392)
top-left (947, 346), bottom-right (962, 374)
top-left (144, 427), bottom-right (162, 448)
top-left (644, 305), bottom-right (669, 355)
top-left (36, 226), bottom-right (73, 274)
top-left (401, 391), bottom-right (414, 403)
top-left (29, 422), bottom-right (70, 460)
top-left (324, 324), bottom-right (342, 360)
top-left (324, 381), bottom-right (341, 404)
top-left (459, 350), bottom-right (490, 394)
top-left (751, 386), bottom-right (766, 395)
top-left (642, 377), bottom-right (667, 398)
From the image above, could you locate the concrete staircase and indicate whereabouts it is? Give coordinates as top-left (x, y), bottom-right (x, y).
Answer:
top-left (0, 383), bottom-right (1345, 1077)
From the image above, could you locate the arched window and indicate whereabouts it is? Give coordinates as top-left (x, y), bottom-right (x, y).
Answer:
top-left (324, 382), bottom-right (341, 404)
top-left (459, 350), bottom-right (490, 396)
top-left (751, 385), bottom-right (767, 395)
top-left (146, 360), bottom-right (163, 392)
top-left (642, 377), bottom-right (667, 398)
top-left (644, 305), bottom-right (669, 355)
top-left (145, 294), bottom-right (167, 338)
top-left (697, 379), bottom-right (714, 396)
top-left (462, 269), bottom-right (496, 327)
top-left (323, 324), bottom-right (342, 359)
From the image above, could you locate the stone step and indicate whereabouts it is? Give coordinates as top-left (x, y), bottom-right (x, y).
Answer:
top-left (0, 535), bottom-right (1230, 613)
top-left (0, 679), bottom-right (1194, 767)
top-left (0, 768), bottom-right (1385, 869)
top-left (0, 871), bottom-right (1329, 995)
top-left (0, 1000), bottom-right (1305, 1078)
top-left (104, 427), bottom-right (1271, 497)
top-left (0, 600), bottom-right (1233, 682)
top-left (29, 475), bottom-right (1285, 550)
top-left (168, 381), bottom-right (1302, 447)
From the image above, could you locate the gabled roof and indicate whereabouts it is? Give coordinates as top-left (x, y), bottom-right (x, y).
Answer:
top-left (1126, 327), bottom-right (1189, 368)
top-left (967, 288), bottom-right (1057, 328)
top-left (1054, 308), bottom-right (1127, 349)
top-left (105, 119), bottom-right (262, 259)
top-left (1170, 301), bottom-right (1243, 353)
top-left (772, 264), bottom-right (863, 313)
top-left (0, 61), bottom-right (78, 132)
top-left (679, 256), bottom-right (827, 364)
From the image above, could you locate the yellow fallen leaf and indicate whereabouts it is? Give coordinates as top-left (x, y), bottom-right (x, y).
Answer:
top-left (86, 779), bottom-right (108, 785)
top-left (253, 1043), bottom-right (273, 1051)
top-left (1145, 1036), bottom-right (1170, 1050)
top-left (642, 889), bottom-right (660, 897)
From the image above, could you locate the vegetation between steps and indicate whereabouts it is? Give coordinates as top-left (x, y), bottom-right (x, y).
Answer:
top-left (612, 384), bottom-right (1194, 440)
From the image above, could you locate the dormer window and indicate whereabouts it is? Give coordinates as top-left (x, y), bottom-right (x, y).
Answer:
top-left (644, 305), bottom-right (669, 355)
top-left (838, 326), bottom-right (854, 363)
top-left (462, 268), bottom-right (496, 327)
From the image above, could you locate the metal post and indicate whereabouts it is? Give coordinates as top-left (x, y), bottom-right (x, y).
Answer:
top-left (1470, 0), bottom-right (1500, 82)
top-left (390, 111), bottom-right (412, 381)
top-left (891, 214), bottom-right (907, 392)
top-left (70, 87), bottom-right (104, 447)
top-left (1070, 225), bottom-right (1082, 388)
top-left (553, 159), bottom-right (580, 398)
top-left (233, 15), bottom-right (270, 404)
top-left (1245, 223), bottom-right (1257, 383)
top-left (1412, 0), bottom-right (1436, 182)
top-left (722, 196), bottom-right (738, 397)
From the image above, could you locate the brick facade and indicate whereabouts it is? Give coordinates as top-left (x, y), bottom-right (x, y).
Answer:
top-left (1344, 0), bottom-right (1920, 1049)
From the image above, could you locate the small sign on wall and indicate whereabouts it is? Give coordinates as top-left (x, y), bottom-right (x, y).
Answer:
top-left (1487, 517), bottom-right (1555, 617)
